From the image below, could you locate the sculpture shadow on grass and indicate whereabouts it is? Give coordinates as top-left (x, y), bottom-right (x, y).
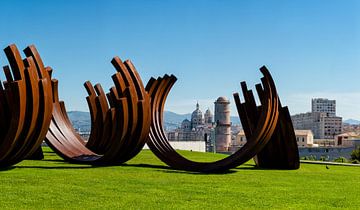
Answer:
top-left (122, 163), bottom-right (237, 175)
top-left (0, 166), bottom-right (16, 171)
top-left (15, 165), bottom-right (101, 170)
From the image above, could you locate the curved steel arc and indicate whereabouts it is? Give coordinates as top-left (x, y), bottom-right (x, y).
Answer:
top-left (146, 67), bottom-right (280, 173)
top-left (0, 44), bottom-right (53, 167)
top-left (44, 56), bottom-right (151, 165)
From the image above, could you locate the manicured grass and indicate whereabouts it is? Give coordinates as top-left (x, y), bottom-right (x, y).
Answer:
top-left (0, 147), bottom-right (359, 209)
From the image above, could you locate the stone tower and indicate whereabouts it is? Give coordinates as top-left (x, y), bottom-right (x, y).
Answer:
top-left (214, 97), bottom-right (231, 152)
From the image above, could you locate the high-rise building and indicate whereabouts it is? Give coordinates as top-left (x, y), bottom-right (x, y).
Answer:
top-left (292, 112), bottom-right (342, 139)
top-left (292, 98), bottom-right (342, 139)
top-left (311, 98), bottom-right (336, 117)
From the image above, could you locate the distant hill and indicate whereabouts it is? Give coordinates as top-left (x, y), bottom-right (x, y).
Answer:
top-left (163, 111), bottom-right (191, 131)
top-left (164, 111), bottom-right (191, 124)
top-left (343, 119), bottom-right (360, 125)
top-left (67, 111), bottom-right (91, 132)
top-left (67, 110), bottom-right (242, 132)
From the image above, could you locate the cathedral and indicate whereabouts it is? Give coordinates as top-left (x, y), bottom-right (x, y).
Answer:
top-left (168, 102), bottom-right (215, 142)
top-left (167, 99), bottom-right (233, 152)
top-left (181, 102), bottom-right (213, 131)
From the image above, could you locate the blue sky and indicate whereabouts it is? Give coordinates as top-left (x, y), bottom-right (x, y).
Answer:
top-left (0, 0), bottom-right (359, 119)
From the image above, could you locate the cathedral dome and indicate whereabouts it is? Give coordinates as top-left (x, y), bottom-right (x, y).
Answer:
top-left (191, 102), bottom-right (204, 128)
top-left (181, 119), bottom-right (191, 131)
top-left (182, 119), bottom-right (190, 123)
top-left (191, 108), bottom-right (203, 119)
top-left (191, 102), bottom-right (203, 119)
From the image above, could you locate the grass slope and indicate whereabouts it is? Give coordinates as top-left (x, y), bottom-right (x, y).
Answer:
top-left (0, 147), bottom-right (359, 209)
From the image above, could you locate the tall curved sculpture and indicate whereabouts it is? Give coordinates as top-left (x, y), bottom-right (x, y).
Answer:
top-left (45, 56), bottom-right (151, 165)
top-left (145, 67), bottom-right (292, 173)
top-left (233, 67), bottom-right (299, 169)
top-left (0, 44), bottom-right (53, 167)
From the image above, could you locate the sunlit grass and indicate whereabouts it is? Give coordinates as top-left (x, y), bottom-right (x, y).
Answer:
top-left (0, 147), bottom-right (359, 209)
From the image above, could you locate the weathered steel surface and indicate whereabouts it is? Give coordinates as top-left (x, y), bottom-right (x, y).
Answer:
top-left (0, 44), bottom-right (53, 167)
top-left (235, 66), bottom-right (300, 169)
top-left (145, 67), bottom-right (289, 173)
top-left (0, 44), bottom-right (299, 171)
top-left (44, 56), bottom-right (151, 165)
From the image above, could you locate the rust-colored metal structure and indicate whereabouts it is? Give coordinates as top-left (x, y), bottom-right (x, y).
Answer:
top-left (234, 66), bottom-right (299, 169)
top-left (0, 44), bottom-right (53, 167)
top-left (45, 57), bottom-right (151, 165)
top-left (0, 43), bottom-right (299, 172)
top-left (145, 67), bottom-right (299, 173)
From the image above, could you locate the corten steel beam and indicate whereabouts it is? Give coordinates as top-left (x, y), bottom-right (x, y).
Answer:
top-left (44, 56), bottom-right (151, 165)
top-left (234, 66), bottom-right (299, 169)
top-left (145, 67), bottom-right (284, 173)
top-left (0, 44), bottom-right (53, 167)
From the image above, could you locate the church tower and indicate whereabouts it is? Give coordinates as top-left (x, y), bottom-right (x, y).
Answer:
top-left (204, 108), bottom-right (213, 125)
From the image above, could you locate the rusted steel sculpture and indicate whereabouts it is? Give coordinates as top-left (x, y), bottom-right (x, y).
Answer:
top-left (145, 67), bottom-right (299, 173)
top-left (45, 57), bottom-right (151, 164)
top-left (0, 44), bottom-right (53, 167)
top-left (0, 43), bottom-right (299, 172)
top-left (234, 66), bottom-right (299, 169)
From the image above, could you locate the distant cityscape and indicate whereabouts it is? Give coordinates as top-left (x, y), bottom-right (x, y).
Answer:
top-left (69, 97), bottom-right (360, 161)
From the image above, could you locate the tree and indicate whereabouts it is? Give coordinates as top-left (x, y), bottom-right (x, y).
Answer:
top-left (350, 146), bottom-right (360, 163)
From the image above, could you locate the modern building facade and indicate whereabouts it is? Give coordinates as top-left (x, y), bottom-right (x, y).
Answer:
top-left (292, 112), bottom-right (342, 139)
top-left (311, 98), bottom-right (336, 117)
top-left (292, 98), bottom-right (342, 139)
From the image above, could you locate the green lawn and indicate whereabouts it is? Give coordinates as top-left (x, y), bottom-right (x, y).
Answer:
top-left (0, 147), bottom-right (359, 209)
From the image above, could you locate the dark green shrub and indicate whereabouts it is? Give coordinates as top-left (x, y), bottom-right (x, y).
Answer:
top-left (350, 159), bottom-right (360, 164)
top-left (351, 147), bottom-right (360, 162)
top-left (334, 157), bottom-right (348, 163)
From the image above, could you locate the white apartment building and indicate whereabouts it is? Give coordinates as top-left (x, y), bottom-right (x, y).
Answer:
top-left (292, 98), bottom-right (342, 139)
top-left (292, 112), bottom-right (342, 139)
top-left (312, 98), bottom-right (336, 117)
